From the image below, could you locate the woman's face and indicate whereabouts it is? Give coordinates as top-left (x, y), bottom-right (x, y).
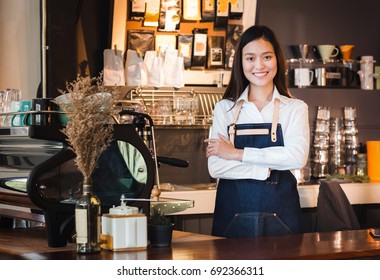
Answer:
top-left (242, 38), bottom-right (277, 90)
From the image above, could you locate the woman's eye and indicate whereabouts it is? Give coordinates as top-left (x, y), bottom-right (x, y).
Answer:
top-left (263, 55), bottom-right (272, 60)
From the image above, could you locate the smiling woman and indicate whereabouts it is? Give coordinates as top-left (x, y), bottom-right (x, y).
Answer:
top-left (205, 25), bottom-right (310, 238)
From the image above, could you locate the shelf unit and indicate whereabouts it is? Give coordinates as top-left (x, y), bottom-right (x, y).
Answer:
top-left (120, 86), bottom-right (224, 127)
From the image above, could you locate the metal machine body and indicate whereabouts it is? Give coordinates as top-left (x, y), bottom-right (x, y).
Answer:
top-left (0, 121), bottom-right (156, 247)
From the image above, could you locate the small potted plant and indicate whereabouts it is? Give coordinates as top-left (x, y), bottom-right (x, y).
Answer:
top-left (148, 208), bottom-right (173, 247)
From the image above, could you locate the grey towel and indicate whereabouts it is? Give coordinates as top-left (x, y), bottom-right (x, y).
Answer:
top-left (315, 180), bottom-right (360, 232)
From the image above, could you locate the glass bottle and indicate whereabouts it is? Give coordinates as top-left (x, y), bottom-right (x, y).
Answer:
top-left (75, 177), bottom-right (101, 254)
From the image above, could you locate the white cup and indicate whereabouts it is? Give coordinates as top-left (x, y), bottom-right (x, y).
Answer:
top-left (294, 68), bottom-right (314, 87)
top-left (317, 45), bottom-right (339, 60)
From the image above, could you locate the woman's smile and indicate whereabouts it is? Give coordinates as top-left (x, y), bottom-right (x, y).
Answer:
top-left (253, 71), bottom-right (270, 77)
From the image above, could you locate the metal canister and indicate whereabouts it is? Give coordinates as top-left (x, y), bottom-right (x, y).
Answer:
top-left (315, 68), bottom-right (326, 86)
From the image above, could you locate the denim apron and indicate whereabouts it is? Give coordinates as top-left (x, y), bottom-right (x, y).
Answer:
top-left (212, 99), bottom-right (301, 237)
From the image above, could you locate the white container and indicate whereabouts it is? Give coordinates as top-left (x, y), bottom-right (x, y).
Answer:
top-left (101, 195), bottom-right (147, 251)
top-left (358, 55), bottom-right (377, 90)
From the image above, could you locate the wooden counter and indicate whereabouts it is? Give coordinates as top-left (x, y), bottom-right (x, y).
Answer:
top-left (2, 182), bottom-right (380, 219)
top-left (161, 182), bottom-right (380, 215)
top-left (1, 227), bottom-right (380, 260)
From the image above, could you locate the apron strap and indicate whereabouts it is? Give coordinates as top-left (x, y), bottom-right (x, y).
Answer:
top-left (271, 98), bottom-right (280, 142)
top-left (228, 100), bottom-right (244, 146)
top-left (228, 98), bottom-right (281, 145)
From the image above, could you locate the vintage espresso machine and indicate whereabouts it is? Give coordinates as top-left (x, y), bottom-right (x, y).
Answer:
top-left (0, 108), bottom-right (187, 247)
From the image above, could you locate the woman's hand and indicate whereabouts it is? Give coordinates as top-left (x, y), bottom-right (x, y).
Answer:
top-left (205, 133), bottom-right (243, 160)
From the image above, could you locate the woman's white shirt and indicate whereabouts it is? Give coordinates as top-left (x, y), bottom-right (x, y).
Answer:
top-left (208, 86), bottom-right (310, 181)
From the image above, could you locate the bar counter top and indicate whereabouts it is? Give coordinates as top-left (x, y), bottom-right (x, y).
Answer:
top-left (1, 227), bottom-right (380, 260)
top-left (161, 182), bottom-right (380, 215)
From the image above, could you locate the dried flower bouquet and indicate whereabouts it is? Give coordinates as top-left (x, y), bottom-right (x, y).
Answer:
top-left (55, 74), bottom-right (117, 179)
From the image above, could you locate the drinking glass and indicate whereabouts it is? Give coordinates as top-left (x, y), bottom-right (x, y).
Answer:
top-left (174, 96), bottom-right (188, 125)
top-left (1, 89), bottom-right (22, 127)
top-left (187, 95), bottom-right (199, 125)
top-left (159, 98), bottom-right (173, 125)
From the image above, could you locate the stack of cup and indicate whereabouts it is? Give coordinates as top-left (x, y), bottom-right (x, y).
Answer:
top-left (328, 117), bottom-right (345, 175)
top-left (343, 107), bottom-right (359, 175)
top-left (311, 106), bottom-right (330, 178)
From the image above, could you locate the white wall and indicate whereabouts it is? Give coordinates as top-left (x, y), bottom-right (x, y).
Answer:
top-left (0, 0), bottom-right (40, 100)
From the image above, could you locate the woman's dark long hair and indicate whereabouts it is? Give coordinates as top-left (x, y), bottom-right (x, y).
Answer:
top-left (223, 25), bottom-right (290, 101)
